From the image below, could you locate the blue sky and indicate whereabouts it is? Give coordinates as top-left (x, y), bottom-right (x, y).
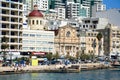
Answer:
top-left (103, 0), bottom-right (120, 9)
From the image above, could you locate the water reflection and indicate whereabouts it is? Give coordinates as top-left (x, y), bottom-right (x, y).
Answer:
top-left (0, 69), bottom-right (120, 80)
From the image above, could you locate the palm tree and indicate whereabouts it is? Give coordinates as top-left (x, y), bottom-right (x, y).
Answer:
top-left (96, 32), bottom-right (103, 57)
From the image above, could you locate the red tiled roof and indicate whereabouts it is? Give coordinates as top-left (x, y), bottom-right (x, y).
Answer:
top-left (29, 10), bottom-right (43, 17)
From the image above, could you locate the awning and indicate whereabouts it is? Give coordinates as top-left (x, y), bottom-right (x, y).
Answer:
top-left (32, 52), bottom-right (45, 55)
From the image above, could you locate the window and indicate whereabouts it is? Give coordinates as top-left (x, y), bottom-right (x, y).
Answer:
top-left (66, 31), bottom-right (70, 37)
top-left (23, 34), bottom-right (28, 36)
top-left (36, 20), bottom-right (39, 25)
top-left (32, 20), bottom-right (34, 24)
top-left (30, 34), bottom-right (35, 37)
top-left (29, 20), bottom-right (31, 24)
top-left (40, 20), bottom-right (42, 24)
top-left (30, 47), bottom-right (34, 50)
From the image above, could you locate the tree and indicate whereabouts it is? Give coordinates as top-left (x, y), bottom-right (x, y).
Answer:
top-left (65, 53), bottom-right (70, 59)
top-left (76, 51), bottom-right (80, 59)
top-left (1, 36), bottom-right (8, 63)
top-left (80, 53), bottom-right (89, 60)
top-left (46, 53), bottom-right (53, 61)
top-left (96, 32), bottom-right (103, 57)
top-left (53, 52), bottom-right (60, 59)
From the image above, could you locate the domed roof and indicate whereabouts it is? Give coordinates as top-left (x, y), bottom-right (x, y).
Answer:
top-left (28, 5), bottom-right (43, 17)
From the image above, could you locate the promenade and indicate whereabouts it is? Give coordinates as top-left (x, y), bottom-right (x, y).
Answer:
top-left (0, 62), bottom-right (111, 73)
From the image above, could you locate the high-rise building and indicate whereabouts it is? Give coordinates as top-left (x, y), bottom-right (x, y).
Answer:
top-left (56, 6), bottom-right (66, 20)
top-left (24, 0), bottom-right (49, 15)
top-left (0, 0), bottom-right (23, 52)
top-left (80, 0), bottom-right (105, 17)
top-left (92, 3), bottom-right (106, 17)
top-left (66, 1), bottom-right (80, 19)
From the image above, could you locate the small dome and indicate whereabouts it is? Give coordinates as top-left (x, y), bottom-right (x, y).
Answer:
top-left (28, 5), bottom-right (43, 17)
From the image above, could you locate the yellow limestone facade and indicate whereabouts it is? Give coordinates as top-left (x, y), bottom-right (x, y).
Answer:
top-left (55, 25), bottom-right (80, 57)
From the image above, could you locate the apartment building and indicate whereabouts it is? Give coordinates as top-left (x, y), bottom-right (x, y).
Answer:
top-left (78, 30), bottom-right (104, 56)
top-left (92, 3), bottom-right (106, 17)
top-left (0, 0), bottom-right (23, 52)
top-left (24, 0), bottom-right (49, 16)
top-left (85, 30), bottom-right (99, 56)
top-left (79, 17), bottom-right (108, 30)
top-left (56, 6), bottom-right (66, 20)
top-left (80, 0), bottom-right (105, 17)
top-left (66, 2), bottom-right (80, 19)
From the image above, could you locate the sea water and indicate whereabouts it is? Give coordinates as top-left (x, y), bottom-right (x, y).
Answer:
top-left (0, 69), bottom-right (120, 80)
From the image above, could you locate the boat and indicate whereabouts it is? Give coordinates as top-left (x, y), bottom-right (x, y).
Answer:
top-left (112, 64), bottom-right (120, 68)
top-left (0, 70), bottom-right (25, 75)
top-left (111, 61), bottom-right (120, 68)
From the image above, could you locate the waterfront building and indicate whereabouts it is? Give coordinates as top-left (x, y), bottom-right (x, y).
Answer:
top-left (98, 24), bottom-right (120, 56)
top-left (28, 5), bottom-right (47, 30)
top-left (54, 24), bottom-right (80, 57)
top-left (22, 5), bottom-right (55, 55)
top-left (83, 30), bottom-right (102, 56)
top-left (77, 30), bottom-right (104, 56)
top-left (96, 9), bottom-right (120, 27)
top-left (22, 30), bottom-right (55, 54)
top-left (0, 0), bottom-right (23, 52)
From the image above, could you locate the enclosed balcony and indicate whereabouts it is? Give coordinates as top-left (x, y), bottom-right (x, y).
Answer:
top-left (11, 11), bottom-right (18, 16)
top-left (11, 3), bottom-right (18, 9)
top-left (2, 16), bottom-right (9, 21)
top-left (11, 17), bottom-right (18, 23)
top-left (2, 23), bottom-right (9, 28)
top-left (1, 31), bottom-right (9, 36)
top-left (10, 31), bottom-right (18, 37)
top-left (11, 24), bottom-right (19, 30)
top-left (1, 2), bottom-right (9, 7)
top-left (19, 4), bottom-right (23, 10)
top-left (2, 9), bottom-right (9, 15)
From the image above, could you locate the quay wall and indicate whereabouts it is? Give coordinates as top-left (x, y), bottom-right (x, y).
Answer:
top-left (0, 63), bottom-right (110, 73)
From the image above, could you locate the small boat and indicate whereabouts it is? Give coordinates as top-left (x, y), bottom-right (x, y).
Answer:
top-left (112, 64), bottom-right (120, 68)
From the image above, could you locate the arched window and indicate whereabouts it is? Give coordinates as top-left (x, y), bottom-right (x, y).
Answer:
top-left (66, 31), bottom-right (70, 37)
top-left (36, 20), bottom-right (39, 25)
top-left (32, 20), bottom-right (34, 24)
top-left (40, 20), bottom-right (42, 24)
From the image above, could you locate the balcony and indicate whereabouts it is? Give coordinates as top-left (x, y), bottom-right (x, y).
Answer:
top-left (1, 2), bottom-right (9, 7)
